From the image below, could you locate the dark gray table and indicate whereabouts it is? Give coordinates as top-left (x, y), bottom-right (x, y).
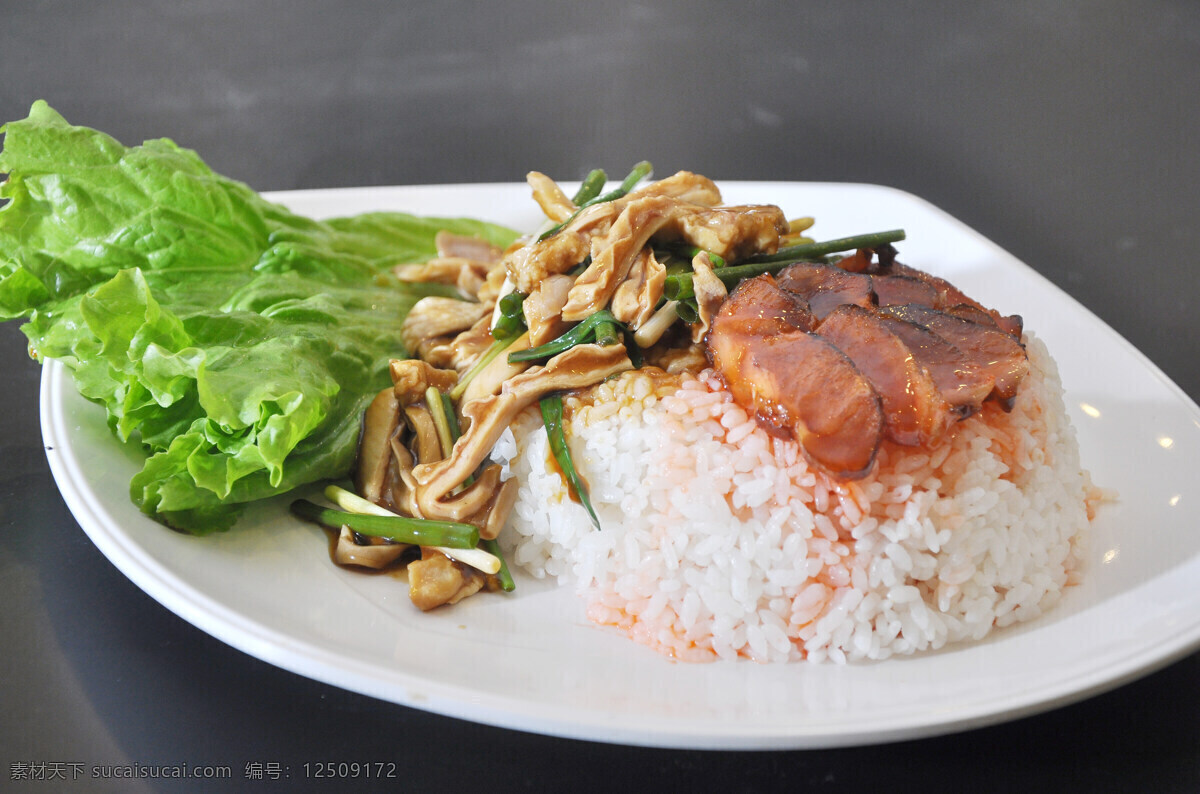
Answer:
top-left (3, 3), bottom-right (1198, 791)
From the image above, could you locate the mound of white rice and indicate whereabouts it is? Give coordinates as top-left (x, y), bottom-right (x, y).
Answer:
top-left (491, 335), bottom-right (1100, 663)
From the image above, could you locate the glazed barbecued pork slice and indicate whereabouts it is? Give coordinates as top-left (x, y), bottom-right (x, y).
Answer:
top-left (816, 304), bottom-right (956, 446)
top-left (707, 276), bottom-right (883, 479)
top-left (882, 303), bottom-right (1029, 406)
top-left (941, 303), bottom-right (1001, 329)
top-left (711, 273), bottom-right (816, 335)
top-left (774, 261), bottom-right (874, 321)
top-left (882, 261), bottom-right (1024, 338)
top-left (874, 304), bottom-right (1028, 416)
top-left (839, 246), bottom-right (1024, 338)
top-left (869, 273), bottom-right (939, 308)
top-left (871, 312), bottom-right (992, 416)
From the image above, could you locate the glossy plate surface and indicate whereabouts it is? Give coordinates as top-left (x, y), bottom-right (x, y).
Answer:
top-left (41, 182), bottom-right (1200, 749)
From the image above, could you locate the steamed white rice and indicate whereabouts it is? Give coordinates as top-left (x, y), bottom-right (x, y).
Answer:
top-left (492, 335), bottom-right (1101, 663)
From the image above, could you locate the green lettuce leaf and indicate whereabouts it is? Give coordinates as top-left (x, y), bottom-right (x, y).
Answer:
top-left (0, 101), bottom-right (518, 533)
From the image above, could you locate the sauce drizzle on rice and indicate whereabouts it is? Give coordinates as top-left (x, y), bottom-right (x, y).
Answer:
top-left (495, 337), bottom-right (1103, 663)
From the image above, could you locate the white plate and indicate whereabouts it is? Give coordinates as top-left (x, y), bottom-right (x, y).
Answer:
top-left (41, 182), bottom-right (1200, 750)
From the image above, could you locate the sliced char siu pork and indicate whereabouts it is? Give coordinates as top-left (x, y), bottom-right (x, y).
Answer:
top-left (706, 275), bottom-right (884, 479)
top-left (869, 273), bottom-right (939, 308)
top-left (705, 255), bottom-right (1030, 479)
top-left (717, 272), bottom-right (817, 334)
top-left (816, 303), bottom-right (957, 446)
top-left (879, 259), bottom-right (1023, 338)
top-left (774, 261), bottom-right (874, 320)
top-left (880, 304), bottom-right (1029, 408)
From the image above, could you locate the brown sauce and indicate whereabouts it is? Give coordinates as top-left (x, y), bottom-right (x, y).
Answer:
top-left (543, 445), bottom-right (584, 504)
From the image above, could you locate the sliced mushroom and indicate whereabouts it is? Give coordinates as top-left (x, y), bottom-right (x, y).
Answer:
top-left (479, 478), bottom-right (518, 541)
top-left (389, 358), bottom-right (458, 470)
top-left (414, 462), bottom-right (507, 523)
top-left (333, 525), bottom-right (407, 569)
top-left (435, 230), bottom-right (503, 264)
top-left (400, 297), bottom-right (489, 361)
top-left (355, 387), bottom-right (400, 503)
top-left (387, 433), bottom-right (424, 518)
top-left (404, 404), bottom-right (445, 466)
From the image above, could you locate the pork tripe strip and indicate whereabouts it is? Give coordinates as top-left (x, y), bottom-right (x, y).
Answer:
top-left (504, 200), bottom-right (625, 294)
top-left (561, 195), bottom-right (680, 322)
top-left (400, 297), bottom-right (490, 363)
top-left (412, 343), bottom-right (633, 518)
top-left (688, 251), bottom-right (728, 344)
top-left (562, 196), bottom-right (788, 322)
top-left (610, 248), bottom-right (667, 330)
top-left (527, 171), bottom-right (578, 222)
top-left (668, 204), bottom-right (788, 262)
top-left (627, 170), bottom-right (723, 206)
top-left (506, 171), bottom-right (729, 298)
top-left (524, 274), bottom-right (576, 346)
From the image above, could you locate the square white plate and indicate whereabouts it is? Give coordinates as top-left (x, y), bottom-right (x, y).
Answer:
top-left (41, 181), bottom-right (1200, 749)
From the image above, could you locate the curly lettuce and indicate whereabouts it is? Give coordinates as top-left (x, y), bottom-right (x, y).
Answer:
top-left (0, 101), bottom-right (518, 533)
